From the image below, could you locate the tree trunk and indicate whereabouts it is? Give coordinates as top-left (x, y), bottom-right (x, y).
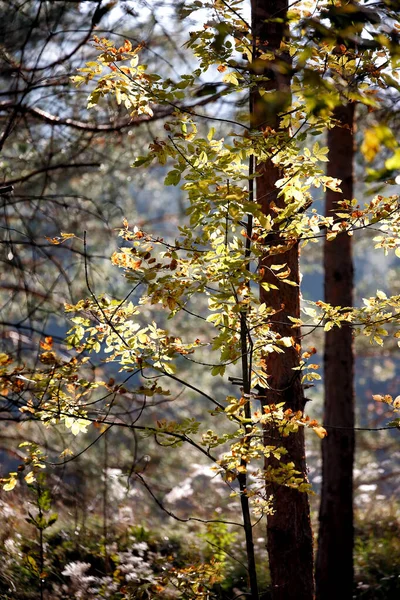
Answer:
top-left (250, 2), bottom-right (314, 599)
top-left (316, 103), bottom-right (355, 600)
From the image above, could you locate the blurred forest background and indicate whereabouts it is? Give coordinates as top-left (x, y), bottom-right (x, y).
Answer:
top-left (0, 1), bottom-right (399, 599)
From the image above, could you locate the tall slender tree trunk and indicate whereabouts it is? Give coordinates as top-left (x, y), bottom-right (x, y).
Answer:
top-left (316, 103), bottom-right (355, 600)
top-left (250, 2), bottom-right (314, 599)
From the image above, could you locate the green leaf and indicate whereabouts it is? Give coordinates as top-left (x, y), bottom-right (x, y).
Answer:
top-left (164, 170), bottom-right (181, 186)
top-left (132, 155), bottom-right (151, 168)
top-left (46, 513), bottom-right (58, 527)
top-left (27, 556), bottom-right (39, 574)
top-left (211, 365), bottom-right (225, 376)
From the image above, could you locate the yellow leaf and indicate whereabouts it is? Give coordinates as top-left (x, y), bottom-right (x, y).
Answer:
top-left (0, 353), bottom-right (11, 365)
top-left (64, 417), bottom-right (90, 436)
top-left (313, 426), bottom-right (327, 439)
top-left (25, 471), bottom-right (36, 484)
top-left (222, 71), bottom-right (239, 86)
top-left (361, 127), bottom-right (380, 162)
top-left (385, 148), bottom-right (400, 170)
top-left (3, 474), bottom-right (17, 491)
top-left (372, 394), bottom-right (384, 402)
top-left (279, 337), bottom-right (293, 347)
top-left (59, 448), bottom-right (74, 458)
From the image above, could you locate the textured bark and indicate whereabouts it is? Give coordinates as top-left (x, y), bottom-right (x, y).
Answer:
top-left (316, 103), bottom-right (355, 600)
top-left (251, 2), bottom-right (314, 599)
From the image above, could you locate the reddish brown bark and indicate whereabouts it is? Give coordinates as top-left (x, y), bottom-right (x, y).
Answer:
top-left (251, 2), bottom-right (314, 599)
top-left (316, 103), bottom-right (355, 600)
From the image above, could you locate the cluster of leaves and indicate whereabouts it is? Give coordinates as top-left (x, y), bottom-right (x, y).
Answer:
top-left (0, 340), bottom-right (100, 444)
top-left (372, 393), bottom-right (400, 429)
top-left (1, 442), bottom-right (47, 492)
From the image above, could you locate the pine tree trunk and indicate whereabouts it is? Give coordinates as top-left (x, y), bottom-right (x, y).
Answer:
top-left (250, 2), bottom-right (314, 598)
top-left (316, 103), bottom-right (355, 600)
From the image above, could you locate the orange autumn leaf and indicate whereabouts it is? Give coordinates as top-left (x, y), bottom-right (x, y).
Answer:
top-left (40, 336), bottom-right (53, 351)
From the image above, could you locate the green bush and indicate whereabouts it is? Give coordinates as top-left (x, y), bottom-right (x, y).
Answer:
top-left (354, 513), bottom-right (400, 599)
